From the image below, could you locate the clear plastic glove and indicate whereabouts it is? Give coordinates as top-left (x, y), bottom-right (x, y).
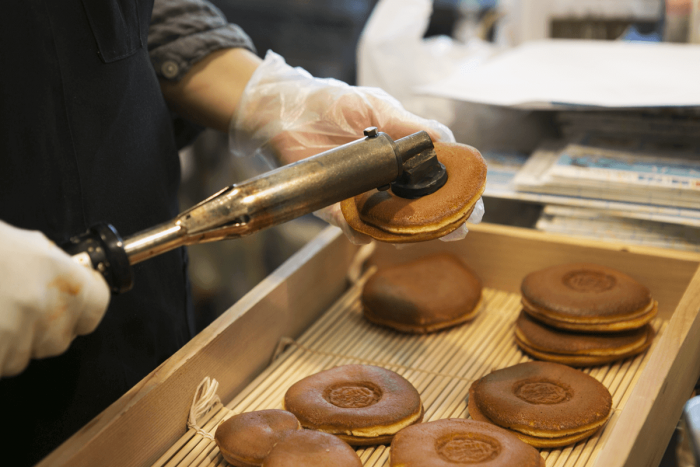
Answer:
top-left (229, 50), bottom-right (482, 244)
top-left (230, 50), bottom-right (455, 164)
top-left (0, 220), bottom-right (110, 378)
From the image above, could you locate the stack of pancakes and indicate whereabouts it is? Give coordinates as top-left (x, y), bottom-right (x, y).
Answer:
top-left (515, 263), bottom-right (657, 367)
top-left (284, 364), bottom-right (423, 446)
top-left (468, 362), bottom-right (613, 448)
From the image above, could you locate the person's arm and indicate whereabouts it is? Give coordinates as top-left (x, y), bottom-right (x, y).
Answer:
top-left (159, 47), bottom-right (261, 133)
top-left (148, 0), bottom-right (258, 136)
top-left (148, 0), bottom-right (479, 245)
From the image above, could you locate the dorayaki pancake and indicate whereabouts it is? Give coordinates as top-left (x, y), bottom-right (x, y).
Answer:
top-left (514, 312), bottom-right (655, 367)
top-left (468, 362), bottom-right (611, 448)
top-left (214, 410), bottom-right (301, 467)
top-left (390, 419), bottom-right (545, 467)
top-left (521, 263), bottom-right (656, 332)
top-left (261, 430), bottom-right (362, 467)
top-left (341, 142), bottom-right (487, 243)
top-left (284, 364), bottom-right (423, 445)
top-left (467, 391), bottom-right (600, 449)
top-left (362, 254), bottom-right (482, 334)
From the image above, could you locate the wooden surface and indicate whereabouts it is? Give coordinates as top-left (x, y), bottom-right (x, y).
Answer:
top-left (594, 264), bottom-right (700, 467)
top-left (42, 223), bottom-right (700, 467)
top-left (38, 228), bottom-right (357, 467)
top-left (154, 281), bottom-right (666, 467)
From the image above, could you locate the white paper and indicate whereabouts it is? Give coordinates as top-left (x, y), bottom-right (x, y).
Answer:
top-left (417, 39), bottom-right (700, 109)
top-left (536, 206), bottom-right (700, 252)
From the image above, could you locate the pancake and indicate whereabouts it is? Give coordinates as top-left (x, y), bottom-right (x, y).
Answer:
top-left (341, 142), bottom-right (487, 243)
top-left (521, 263), bottom-right (656, 332)
top-left (283, 364), bottom-right (423, 445)
top-left (261, 430), bottom-right (362, 467)
top-left (467, 392), bottom-right (600, 449)
top-left (390, 419), bottom-right (545, 467)
top-left (214, 410), bottom-right (301, 467)
top-left (514, 312), bottom-right (654, 367)
top-left (468, 362), bottom-right (612, 448)
top-left (362, 254), bottom-right (482, 334)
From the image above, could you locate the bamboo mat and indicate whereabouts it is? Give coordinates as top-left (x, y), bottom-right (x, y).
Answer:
top-left (153, 272), bottom-right (666, 467)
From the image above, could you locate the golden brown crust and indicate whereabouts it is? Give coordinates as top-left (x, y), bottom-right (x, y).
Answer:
top-left (284, 365), bottom-right (422, 444)
top-left (470, 362), bottom-right (612, 437)
top-left (336, 406), bottom-right (424, 446)
top-left (340, 142), bottom-right (486, 243)
top-left (520, 263), bottom-right (653, 325)
top-left (362, 254), bottom-right (483, 334)
top-left (390, 419), bottom-right (544, 467)
top-left (515, 311), bottom-right (653, 356)
top-left (522, 298), bottom-right (657, 332)
top-left (514, 333), bottom-right (653, 367)
top-left (468, 393), bottom-right (601, 449)
top-left (261, 430), bottom-right (362, 467)
top-left (214, 410), bottom-right (301, 467)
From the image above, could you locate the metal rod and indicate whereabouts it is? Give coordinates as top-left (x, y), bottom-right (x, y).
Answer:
top-left (123, 222), bottom-right (185, 265)
top-left (122, 130), bottom-right (404, 264)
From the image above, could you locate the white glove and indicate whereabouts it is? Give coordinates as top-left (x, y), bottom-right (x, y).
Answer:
top-left (230, 51), bottom-right (480, 243)
top-left (0, 220), bottom-right (110, 378)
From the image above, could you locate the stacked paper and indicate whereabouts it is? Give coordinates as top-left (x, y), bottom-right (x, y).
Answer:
top-left (481, 144), bottom-right (700, 228)
top-left (441, 40), bottom-right (700, 248)
top-left (512, 135), bottom-right (700, 209)
top-left (536, 205), bottom-right (700, 252)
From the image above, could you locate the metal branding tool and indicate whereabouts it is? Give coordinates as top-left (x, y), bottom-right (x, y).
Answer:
top-left (63, 127), bottom-right (448, 293)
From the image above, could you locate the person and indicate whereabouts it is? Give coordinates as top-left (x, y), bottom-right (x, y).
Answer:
top-left (0, 0), bottom-right (456, 464)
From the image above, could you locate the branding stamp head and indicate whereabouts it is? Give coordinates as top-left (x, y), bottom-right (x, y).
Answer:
top-left (326, 383), bottom-right (382, 408)
top-left (514, 379), bottom-right (573, 405)
top-left (563, 270), bottom-right (616, 293)
top-left (436, 434), bottom-right (501, 463)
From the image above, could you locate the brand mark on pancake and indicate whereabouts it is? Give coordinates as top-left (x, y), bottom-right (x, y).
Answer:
top-left (514, 380), bottom-right (573, 405)
top-left (436, 434), bottom-right (501, 463)
top-left (327, 384), bottom-right (382, 408)
top-left (563, 270), bottom-right (616, 293)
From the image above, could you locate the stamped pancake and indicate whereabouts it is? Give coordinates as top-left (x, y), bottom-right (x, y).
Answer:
top-left (214, 410), bottom-right (301, 467)
top-left (522, 297), bottom-right (657, 333)
top-left (470, 362), bottom-right (612, 440)
top-left (362, 254), bottom-right (482, 334)
top-left (283, 364), bottom-right (423, 445)
top-left (514, 335), bottom-right (653, 367)
top-left (341, 142), bottom-right (486, 243)
top-left (467, 391), bottom-right (600, 449)
top-left (261, 430), bottom-right (362, 467)
top-left (521, 263), bottom-right (656, 332)
top-left (390, 419), bottom-right (545, 467)
top-left (514, 312), bottom-right (654, 366)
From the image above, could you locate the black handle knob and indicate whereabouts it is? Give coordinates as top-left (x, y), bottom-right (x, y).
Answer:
top-left (62, 223), bottom-right (133, 294)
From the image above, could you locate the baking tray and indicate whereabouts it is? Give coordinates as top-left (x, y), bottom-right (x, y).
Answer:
top-left (40, 223), bottom-right (700, 467)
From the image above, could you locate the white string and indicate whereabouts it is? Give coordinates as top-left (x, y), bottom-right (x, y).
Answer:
top-left (187, 377), bottom-right (222, 441)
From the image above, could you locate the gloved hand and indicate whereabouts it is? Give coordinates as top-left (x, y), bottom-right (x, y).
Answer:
top-left (230, 50), bottom-right (482, 244)
top-left (0, 220), bottom-right (110, 378)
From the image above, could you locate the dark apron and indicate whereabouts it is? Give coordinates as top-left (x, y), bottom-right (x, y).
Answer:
top-left (0, 1), bottom-right (194, 464)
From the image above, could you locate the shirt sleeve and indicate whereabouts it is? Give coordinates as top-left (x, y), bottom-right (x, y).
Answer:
top-left (148, 0), bottom-right (256, 82)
